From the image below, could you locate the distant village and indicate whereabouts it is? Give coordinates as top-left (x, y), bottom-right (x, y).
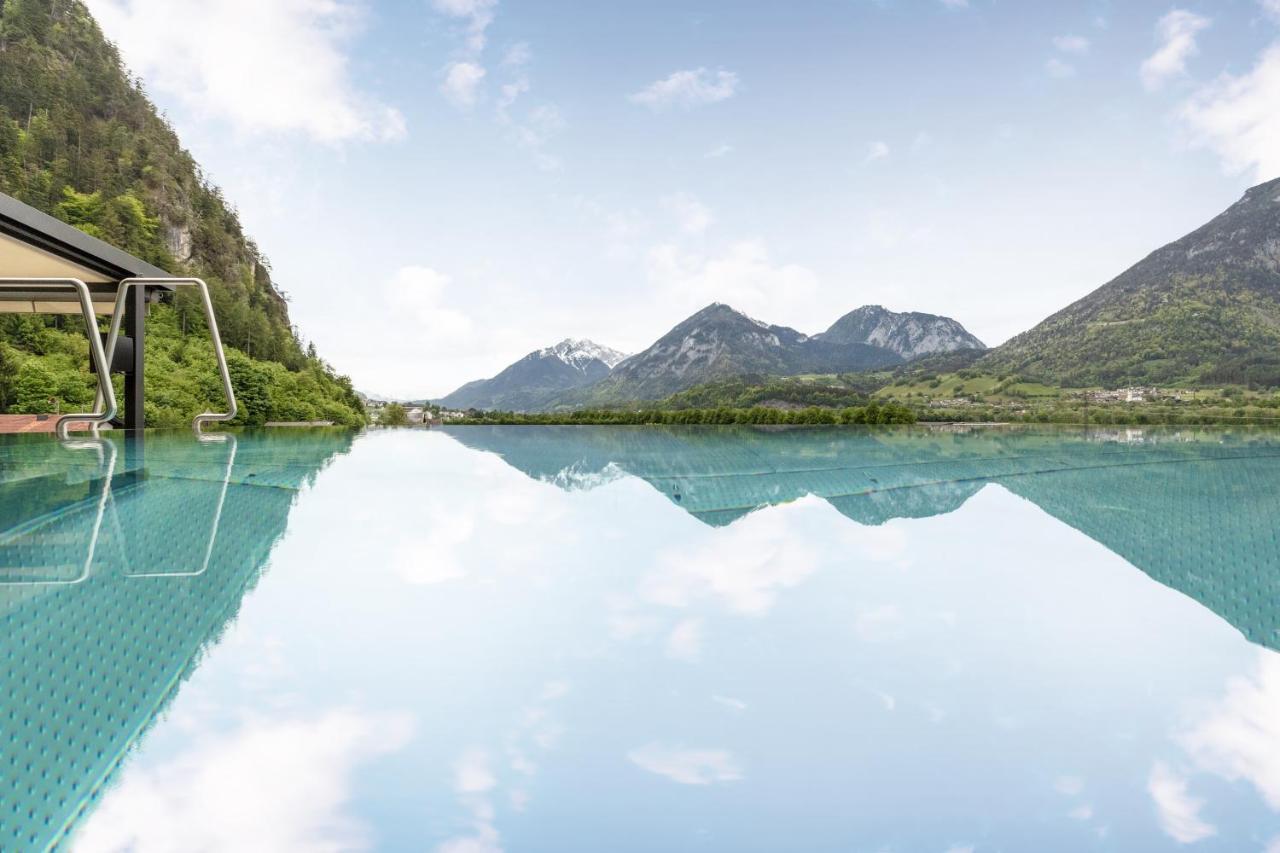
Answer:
top-left (362, 399), bottom-right (468, 426)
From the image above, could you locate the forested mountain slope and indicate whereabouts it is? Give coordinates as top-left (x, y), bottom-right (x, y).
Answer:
top-left (0, 0), bottom-right (364, 426)
top-left (980, 177), bottom-right (1280, 387)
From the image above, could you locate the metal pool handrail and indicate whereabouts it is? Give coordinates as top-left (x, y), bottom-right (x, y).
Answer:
top-left (0, 277), bottom-right (117, 438)
top-left (73, 277), bottom-right (237, 436)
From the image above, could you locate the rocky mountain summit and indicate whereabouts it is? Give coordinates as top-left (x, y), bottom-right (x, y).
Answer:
top-left (817, 305), bottom-right (985, 359)
top-left (569, 303), bottom-right (904, 403)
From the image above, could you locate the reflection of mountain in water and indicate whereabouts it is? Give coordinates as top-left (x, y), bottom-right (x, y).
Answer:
top-left (0, 430), bottom-right (354, 850)
top-left (445, 425), bottom-right (1280, 651)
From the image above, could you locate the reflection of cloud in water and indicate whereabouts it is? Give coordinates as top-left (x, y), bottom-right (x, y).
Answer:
top-left (665, 617), bottom-right (704, 661)
top-left (1181, 649), bottom-right (1280, 809)
top-left (1147, 761), bottom-right (1216, 844)
top-left (627, 743), bottom-right (743, 785)
top-left (76, 709), bottom-right (415, 853)
top-left (641, 497), bottom-right (821, 614)
top-left (394, 506), bottom-right (476, 585)
top-left (444, 425), bottom-right (1280, 654)
top-left (436, 680), bottom-right (570, 853)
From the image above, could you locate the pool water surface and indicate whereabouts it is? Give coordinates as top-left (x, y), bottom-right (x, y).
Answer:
top-left (1, 425), bottom-right (1278, 851)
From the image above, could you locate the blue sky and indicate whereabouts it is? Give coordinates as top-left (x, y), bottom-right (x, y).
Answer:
top-left (87, 0), bottom-right (1280, 397)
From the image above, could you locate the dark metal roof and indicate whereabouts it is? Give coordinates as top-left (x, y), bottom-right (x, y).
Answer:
top-left (0, 190), bottom-right (172, 288)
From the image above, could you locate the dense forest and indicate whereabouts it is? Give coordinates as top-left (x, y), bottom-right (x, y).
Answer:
top-left (0, 0), bottom-right (365, 426)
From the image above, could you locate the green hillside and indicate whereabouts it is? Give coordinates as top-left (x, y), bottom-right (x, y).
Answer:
top-left (0, 0), bottom-right (364, 426)
top-left (978, 177), bottom-right (1280, 388)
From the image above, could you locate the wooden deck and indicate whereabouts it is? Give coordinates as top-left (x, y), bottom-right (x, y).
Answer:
top-left (0, 414), bottom-right (58, 434)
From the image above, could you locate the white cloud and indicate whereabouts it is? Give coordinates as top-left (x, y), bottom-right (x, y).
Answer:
top-left (1180, 650), bottom-right (1280, 809)
top-left (1054, 775), bottom-right (1086, 796)
top-left (663, 193), bottom-right (715, 236)
top-left (455, 750), bottom-right (498, 794)
top-left (629, 68), bottom-right (740, 111)
top-left (864, 140), bottom-right (891, 163)
top-left (627, 743), bottom-right (742, 785)
top-left (705, 143), bottom-right (734, 159)
top-left (1046, 58), bottom-right (1077, 79)
top-left (1069, 804), bottom-right (1095, 821)
top-left (502, 42), bottom-right (532, 67)
top-left (646, 241), bottom-right (823, 334)
top-left (712, 695), bottom-right (747, 712)
top-left (1141, 10), bottom-right (1211, 91)
top-left (73, 709), bottom-right (415, 852)
top-left (385, 266), bottom-right (475, 345)
top-left (86, 0), bottom-right (404, 143)
top-left (442, 61), bottom-right (488, 109)
top-left (431, 0), bottom-right (498, 53)
top-left (1178, 43), bottom-right (1280, 181)
top-left (514, 105), bottom-right (565, 150)
top-left (1053, 35), bottom-right (1091, 54)
top-left (665, 617), bottom-right (704, 661)
top-left (1147, 761), bottom-right (1216, 844)
top-left (1265, 0), bottom-right (1280, 21)
top-left (940, 0), bottom-right (969, 8)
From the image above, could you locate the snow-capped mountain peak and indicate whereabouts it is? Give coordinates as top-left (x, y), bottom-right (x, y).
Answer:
top-left (543, 338), bottom-right (630, 370)
top-left (439, 338), bottom-right (629, 410)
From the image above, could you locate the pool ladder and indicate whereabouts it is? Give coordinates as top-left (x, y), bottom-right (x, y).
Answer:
top-left (0, 276), bottom-right (236, 436)
top-left (85, 278), bottom-right (238, 436)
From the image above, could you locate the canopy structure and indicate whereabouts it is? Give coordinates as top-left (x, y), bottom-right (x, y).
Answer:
top-left (0, 191), bottom-right (174, 431)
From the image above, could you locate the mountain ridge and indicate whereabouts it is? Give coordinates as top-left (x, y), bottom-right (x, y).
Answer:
top-left (556, 303), bottom-right (905, 406)
top-left (440, 338), bottom-right (628, 410)
top-left (979, 176), bottom-right (1280, 386)
top-left (817, 305), bottom-right (986, 359)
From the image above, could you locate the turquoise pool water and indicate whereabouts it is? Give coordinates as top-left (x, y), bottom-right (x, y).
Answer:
top-left (1, 425), bottom-right (1279, 851)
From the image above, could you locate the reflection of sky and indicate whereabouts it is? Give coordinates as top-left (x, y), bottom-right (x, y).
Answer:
top-left (28, 429), bottom-right (1280, 851)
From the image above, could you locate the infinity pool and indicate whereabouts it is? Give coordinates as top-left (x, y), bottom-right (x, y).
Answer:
top-left (2, 426), bottom-right (1279, 851)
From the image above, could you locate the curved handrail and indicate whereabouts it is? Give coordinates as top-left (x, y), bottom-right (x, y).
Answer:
top-left (0, 278), bottom-right (116, 438)
top-left (79, 277), bottom-right (237, 436)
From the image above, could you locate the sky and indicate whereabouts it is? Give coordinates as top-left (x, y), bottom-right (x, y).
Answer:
top-left (83, 0), bottom-right (1280, 399)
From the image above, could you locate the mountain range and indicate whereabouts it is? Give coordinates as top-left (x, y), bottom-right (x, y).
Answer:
top-left (439, 176), bottom-right (1280, 410)
top-left (442, 304), bottom-right (984, 410)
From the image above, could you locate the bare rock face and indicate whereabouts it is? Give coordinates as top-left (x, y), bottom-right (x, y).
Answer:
top-left (816, 305), bottom-right (985, 360)
top-left (164, 223), bottom-right (194, 263)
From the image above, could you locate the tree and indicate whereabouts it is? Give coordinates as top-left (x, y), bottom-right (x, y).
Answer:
top-left (380, 403), bottom-right (409, 426)
top-left (0, 342), bottom-right (18, 409)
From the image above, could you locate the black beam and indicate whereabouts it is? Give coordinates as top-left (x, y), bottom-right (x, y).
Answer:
top-left (124, 284), bottom-right (145, 431)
